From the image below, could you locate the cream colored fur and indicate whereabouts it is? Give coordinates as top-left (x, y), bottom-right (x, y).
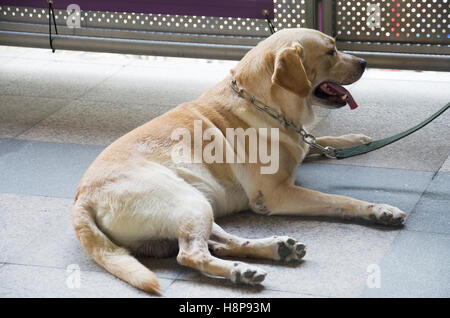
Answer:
top-left (72, 28), bottom-right (406, 295)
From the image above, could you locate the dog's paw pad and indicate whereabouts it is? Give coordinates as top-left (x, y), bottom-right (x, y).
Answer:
top-left (368, 204), bottom-right (406, 226)
top-left (231, 264), bottom-right (267, 285)
top-left (276, 236), bottom-right (306, 262)
top-left (295, 243), bottom-right (307, 260)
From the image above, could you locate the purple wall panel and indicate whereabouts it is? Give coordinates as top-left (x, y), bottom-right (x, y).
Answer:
top-left (0, 0), bottom-right (274, 19)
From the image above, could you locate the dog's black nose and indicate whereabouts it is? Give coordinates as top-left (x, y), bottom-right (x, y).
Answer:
top-left (360, 59), bottom-right (367, 72)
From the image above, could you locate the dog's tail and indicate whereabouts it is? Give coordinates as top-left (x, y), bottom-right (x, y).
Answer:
top-left (72, 200), bottom-right (161, 295)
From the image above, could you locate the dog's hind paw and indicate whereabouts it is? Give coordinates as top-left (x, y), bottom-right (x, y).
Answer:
top-left (367, 204), bottom-right (407, 226)
top-left (231, 263), bottom-right (267, 285)
top-left (275, 236), bottom-right (306, 263)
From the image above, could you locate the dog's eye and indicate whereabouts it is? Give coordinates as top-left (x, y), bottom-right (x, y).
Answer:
top-left (327, 49), bottom-right (336, 56)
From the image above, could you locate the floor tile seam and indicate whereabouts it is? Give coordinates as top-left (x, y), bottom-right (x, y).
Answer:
top-left (170, 276), bottom-right (337, 298)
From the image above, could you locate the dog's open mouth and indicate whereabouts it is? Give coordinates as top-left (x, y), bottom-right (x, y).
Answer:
top-left (313, 82), bottom-right (358, 109)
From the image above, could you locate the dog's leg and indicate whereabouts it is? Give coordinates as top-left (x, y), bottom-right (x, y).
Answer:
top-left (208, 223), bottom-right (306, 262)
top-left (176, 206), bottom-right (267, 285)
top-left (308, 134), bottom-right (372, 156)
top-left (252, 184), bottom-right (406, 226)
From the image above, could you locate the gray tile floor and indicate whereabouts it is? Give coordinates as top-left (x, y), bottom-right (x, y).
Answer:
top-left (0, 46), bottom-right (449, 298)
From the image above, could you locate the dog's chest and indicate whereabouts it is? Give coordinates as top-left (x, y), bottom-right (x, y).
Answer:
top-left (173, 165), bottom-right (249, 217)
top-left (214, 180), bottom-right (249, 217)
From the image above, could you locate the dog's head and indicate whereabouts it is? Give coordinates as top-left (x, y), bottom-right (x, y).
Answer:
top-left (232, 28), bottom-right (365, 111)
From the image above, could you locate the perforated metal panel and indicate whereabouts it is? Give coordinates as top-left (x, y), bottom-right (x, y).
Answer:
top-left (0, 1), bottom-right (312, 60)
top-left (1, 1), bottom-right (449, 69)
top-left (335, 0), bottom-right (449, 45)
top-left (0, 0), bottom-right (309, 37)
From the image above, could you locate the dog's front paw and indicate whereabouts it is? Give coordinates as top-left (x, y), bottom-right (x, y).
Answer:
top-left (275, 236), bottom-right (306, 263)
top-left (344, 133), bottom-right (373, 146)
top-left (231, 263), bottom-right (267, 285)
top-left (367, 204), bottom-right (407, 226)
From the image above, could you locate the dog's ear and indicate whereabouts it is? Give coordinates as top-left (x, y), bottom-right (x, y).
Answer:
top-left (271, 44), bottom-right (311, 98)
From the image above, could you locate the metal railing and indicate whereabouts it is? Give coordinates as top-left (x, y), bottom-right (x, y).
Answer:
top-left (0, 0), bottom-right (448, 70)
top-left (320, 0), bottom-right (450, 71)
top-left (0, 0), bottom-right (312, 60)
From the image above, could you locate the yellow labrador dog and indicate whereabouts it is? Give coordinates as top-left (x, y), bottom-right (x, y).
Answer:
top-left (72, 28), bottom-right (406, 295)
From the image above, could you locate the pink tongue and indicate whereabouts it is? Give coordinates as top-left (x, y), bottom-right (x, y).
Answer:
top-left (327, 83), bottom-right (358, 110)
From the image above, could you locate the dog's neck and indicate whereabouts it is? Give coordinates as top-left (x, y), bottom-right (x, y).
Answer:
top-left (228, 75), bottom-right (315, 131)
top-left (270, 83), bottom-right (315, 128)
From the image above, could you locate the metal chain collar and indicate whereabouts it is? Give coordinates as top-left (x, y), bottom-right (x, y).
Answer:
top-left (230, 79), bottom-right (337, 158)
